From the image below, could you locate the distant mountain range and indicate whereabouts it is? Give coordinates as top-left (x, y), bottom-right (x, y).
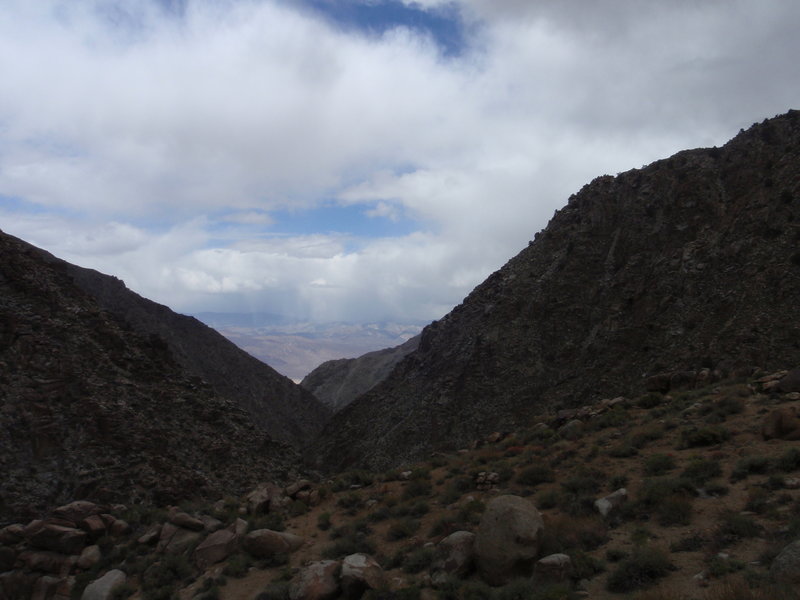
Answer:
top-left (194, 315), bottom-right (424, 381)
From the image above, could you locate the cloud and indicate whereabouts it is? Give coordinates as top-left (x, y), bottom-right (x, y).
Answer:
top-left (1, 0), bottom-right (799, 324)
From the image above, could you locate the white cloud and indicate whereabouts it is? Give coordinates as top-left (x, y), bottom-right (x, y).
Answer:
top-left (2, 0), bottom-right (799, 324)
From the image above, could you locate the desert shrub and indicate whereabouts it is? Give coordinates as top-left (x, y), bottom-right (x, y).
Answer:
top-left (429, 514), bottom-right (460, 537)
top-left (256, 581), bottom-right (290, 600)
top-left (656, 495), bottom-right (693, 526)
top-left (517, 464), bottom-right (555, 486)
top-left (288, 500), bottom-right (308, 517)
top-left (537, 489), bottom-right (561, 510)
top-left (402, 547), bottom-right (435, 574)
top-left (368, 506), bottom-right (391, 523)
top-left (605, 548), bottom-right (628, 562)
top-left (317, 512), bottom-right (332, 531)
top-left (608, 474), bottom-right (628, 490)
top-left (643, 453), bottom-right (676, 476)
top-left (337, 492), bottom-right (365, 511)
top-left (605, 546), bottom-right (673, 592)
top-left (777, 447), bottom-right (800, 472)
top-left (590, 406), bottom-right (629, 430)
top-left (745, 488), bottom-right (772, 514)
top-left (711, 511), bottom-right (762, 550)
top-left (141, 554), bottom-right (193, 600)
top-left (110, 584), bottom-right (136, 600)
top-left (223, 553), bottom-right (253, 578)
top-left (402, 479), bottom-right (432, 500)
top-left (251, 513), bottom-right (285, 532)
top-left (494, 579), bottom-right (537, 600)
top-left (707, 554), bottom-right (745, 578)
top-left (631, 426), bottom-right (665, 448)
top-left (637, 393), bottom-right (663, 408)
top-left (679, 426), bottom-right (730, 448)
top-left (607, 440), bottom-right (638, 458)
top-left (386, 517), bottom-right (420, 541)
top-left (540, 514), bottom-right (608, 554)
top-left (670, 532), bottom-right (707, 552)
top-left (730, 456), bottom-right (771, 482)
top-left (701, 577), bottom-right (798, 600)
top-left (457, 580), bottom-right (494, 600)
top-left (322, 533), bottom-right (375, 559)
top-left (332, 470), bottom-right (375, 492)
top-left (458, 499), bottom-right (485, 524)
top-left (681, 457), bottom-right (723, 486)
top-left (637, 477), bottom-right (695, 508)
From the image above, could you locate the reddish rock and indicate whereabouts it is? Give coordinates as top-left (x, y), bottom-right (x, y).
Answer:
top-left (246, 483), bottom-right (283, 514)
top-left (432, 531), bottom-right (475, 578)
top-left (137, 524), bottom-right (162, 545)
top-left (77, 545), bottom-right (102, 570)
top-left (0, 545), bottom-right (17, 571)
top-left (0, 570), bottom-right (37, 600)
top-left (168, 510), bottom-right (205, 532)
top-left (52, 501), bottom-right (102, 525)
top-left (194, 528), bottom-right (239, 569)
top-left (289, 560), bottom-right (341, 600)
top-left (27, 523), bottom-right (87, 555)
top-left (0, 523), bottom-right (25, 545)
top-left (286, 479), bottom-right (312, 498)
top-left (156, 523), bottom-right (201, 555)
top-left (243, 529), bottom-right (303, 558)
top-left (106, 517), bottom-right (130, 538)
top-left (78, 515), bottom-right (107, 540)
top-left (777, 368), bottom-right (800, 393)
top-left (19, 550), bottom-right (73, 575)
top-left (595, 488), bottom-right (628, 518)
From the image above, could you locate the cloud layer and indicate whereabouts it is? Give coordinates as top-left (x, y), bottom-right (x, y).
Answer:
top-left (2, 0), bottom-right (799, 322)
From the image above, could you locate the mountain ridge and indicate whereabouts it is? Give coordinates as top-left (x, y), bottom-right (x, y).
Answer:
top-left (309, 110), bottom-right (800, 473)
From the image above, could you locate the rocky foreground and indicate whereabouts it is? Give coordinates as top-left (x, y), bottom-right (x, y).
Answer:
top-left (3, 368), bottom-right (800, 599)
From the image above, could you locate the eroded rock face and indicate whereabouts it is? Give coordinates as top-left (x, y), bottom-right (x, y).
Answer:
top-left (474, 495), bottom-right (544, 586)
top-left (243, 529), bottom-right (303, 558)
top-left (432, 531), bottom-right (475, 578)
top-left (309, 111), bottom-right (800, 473)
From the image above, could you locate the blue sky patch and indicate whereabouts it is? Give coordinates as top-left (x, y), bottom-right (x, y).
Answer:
top-left (300, 0), bottom-right (466, 57)
top-left (269, 202), bottom-right (419, 237)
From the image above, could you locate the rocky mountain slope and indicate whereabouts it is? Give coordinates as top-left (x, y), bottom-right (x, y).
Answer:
top-left (301, 335), bottom-right (420, 412)
top-left (64, 263), bottom-right (330, 447)
top-left (0, 230), bottom-right (311, 523)
top-left (310, 110), bottom-right (800, 473)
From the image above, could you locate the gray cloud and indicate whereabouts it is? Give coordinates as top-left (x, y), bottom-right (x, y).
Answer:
top-left (2, 0), bottom-right (799, 322)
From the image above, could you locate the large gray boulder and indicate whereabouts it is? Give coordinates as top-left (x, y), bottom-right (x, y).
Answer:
top-left (340, 553), bottom-right (385, 599)
top-left (474, 495), bottom-right (544, 586)
top-left (771, 539), bottom-right (800, 584)
top-left (433, 530), bottom-right (475, 578)
top-left (289, 560), bottom-right (341, 600)
top-left (81, 569), bottom-right (126, 600)
top-left (243, 529), bottom-right (303, 558)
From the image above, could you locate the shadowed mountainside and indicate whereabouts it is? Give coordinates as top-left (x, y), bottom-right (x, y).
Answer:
top-left (309, 110), bottom-right (800, 473)
top-left (60, 262), bottom-right (330, 447)
top-left (301, 335), bottom-right (420, 412)
top-left (0, 231), bottom-right (316, 522)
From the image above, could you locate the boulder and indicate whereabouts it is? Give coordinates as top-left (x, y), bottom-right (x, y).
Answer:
top-left (432, 531), bottom-right (475, 578)
top-left (168, 510), bottom-right (205, 532)
top-left (77, 545), bottom-right (102, 570)
top-left (81, 569), bottom-right (126, 600)
top-left (289, 560), bottom-right (340, 600)
top-left (0, 523), bottom-right (25, 545)
top-left (78, 516), bottom-right (107, 540)
top-left (246, 483), bottom-right (283, 514)
top-left (533, 553), bottom-right (572, 583)
top-left (0, 545), bottom-right (16, 571)
top-left (137, 524), bottom-right (162, 545)
top-left (19, 550), bottom-right (75, 575)
top-left (771, 539), bottom-right (800, 584)
top-left (243, 529), bottom-right (303, 558)
top-left (286, 479), bottom-right (312, 498)
top-left (777, 368), bottom-right (800, 393)
top-left (761, 407), bottom-right (800, 441)
top-left (52, 501), bottom-right (102, 525)
top-left (474, 495), bottom-right (544, 586)
top-left (595, 488), bottom-right (628, 518)
top-left (28, 523), bottom-right (87, 555)
top-left (194, 528), bottom-right (239, 569)
top-left (340, 553), bottom-right (386, 599)
top-left (31, 574), bottom-right (62, 600)
top-left (156, 523), bottom-right (201, 555)
top-left (0, 570), bottom-right (37, 600)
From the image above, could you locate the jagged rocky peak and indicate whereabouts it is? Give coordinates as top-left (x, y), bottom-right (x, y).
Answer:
top-left (0, 231), bottom-right (321, 523)
top-left (309, 110), bottom-right (800, 473)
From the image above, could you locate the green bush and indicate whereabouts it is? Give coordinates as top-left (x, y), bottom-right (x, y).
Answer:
top-left (223, 553), bottom-right (252, 578)
top-left (681, 457), bottom-right (722, 486)
top-left (679, 426), bottom-right (729, 448)
top-left (331, 470), bottom-right (375, 492)
top-left (386, 517), bottom-right (420, 541)
top-left (256, 581), bottom-right (290, 600)
top-left (605, 546), bottom-right (673, 592)
top-left (517, 464), bottom-right (556, 486)
top-left (317, 512), bottom-right (332, 531)
top-left (777, 447), bottom-right (800, 472)
top-left (730, 455), bottom-right (771, 482)
top-left (402, 547), bottom-right (435, 574)
top-left (643, 453), bottom-right (675, 476)
top-left (402, 479), bottom-right (432, 500)
top-left (656, 495), bottom-right (693, 526)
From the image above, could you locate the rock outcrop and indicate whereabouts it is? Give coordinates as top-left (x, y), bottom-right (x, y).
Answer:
top-left (310, 110), bottom-right (800, 472)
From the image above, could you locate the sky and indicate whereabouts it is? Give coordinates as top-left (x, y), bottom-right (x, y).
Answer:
top-left (1, 0), bottom-right (799, 324)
